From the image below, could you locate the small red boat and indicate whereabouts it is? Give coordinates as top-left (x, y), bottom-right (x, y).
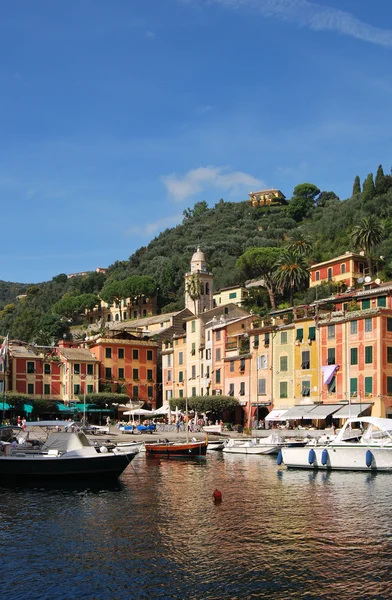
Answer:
top-left (144, 440), bottom-right (207, 458)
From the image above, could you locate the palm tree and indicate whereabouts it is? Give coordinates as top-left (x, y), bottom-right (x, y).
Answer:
top-left (351, 216), bottom-right (384, 276)
top-left (286, 232), bottom-right (312, 257)
top-left (186, 273), bottom-right (202, 315)
top-left (273, 250), bottom-right (309, 306)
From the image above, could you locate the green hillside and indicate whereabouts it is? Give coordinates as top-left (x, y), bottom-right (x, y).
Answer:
top-left (1, 165), bottom-right (392, 343)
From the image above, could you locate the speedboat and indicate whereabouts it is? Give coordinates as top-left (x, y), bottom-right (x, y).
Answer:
top-left (223, 437), bottom-right (274, 455)
top-left (0, 421), bottom-right (138, 479)
top-left (279, 417), bottom-right (392, 471)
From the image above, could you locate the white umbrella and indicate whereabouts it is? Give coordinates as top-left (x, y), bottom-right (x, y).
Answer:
top-left (153, 405), bottom-right (171, 415)
top-left (123, 409), bottom-right (155, 416)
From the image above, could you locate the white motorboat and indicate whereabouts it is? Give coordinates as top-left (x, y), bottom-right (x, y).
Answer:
top-left (0, 421), bottom-right (138, 479)
top-left (207, 439), bottom-right (227, 451)
top-left (203, 424), bottom-right (223, 434)
top-left (279, 417), bottom-right (392, 471)
top-left (223, 436), bottom-right (278, 455)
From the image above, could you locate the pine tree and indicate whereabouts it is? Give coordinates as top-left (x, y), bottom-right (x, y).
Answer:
top-left (362, 173), bottom-right (375, 203)
top-left (352, 175), bottom-right (361, 195)
top-left (375, 164), bottom-right (386, 195)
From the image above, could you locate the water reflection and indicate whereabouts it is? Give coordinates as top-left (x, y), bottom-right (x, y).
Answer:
top-left (1, 453), bottom-right (392, 599)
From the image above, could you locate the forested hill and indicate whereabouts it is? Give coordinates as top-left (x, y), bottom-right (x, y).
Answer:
top-left (1, 164), bottom-right (392, 343)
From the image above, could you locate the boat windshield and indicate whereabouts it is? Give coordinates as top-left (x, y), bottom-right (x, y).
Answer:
top-left (361, 423), bottom-right (392, 443)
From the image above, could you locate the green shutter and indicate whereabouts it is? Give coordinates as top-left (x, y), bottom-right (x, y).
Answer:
top-left (362, 299), bottom-right (370, 309)
top-left (280, 356), bottom-right (288, 371)
top-left (350, 378), bottom-right (358, 394)
top-left (296, 328), bottom-right (304, 341)
top-left (280, 382), bottom-right (288, 398)
top-left (378, 296), bottom-right (387, 307)
top-left (308, 326), bottom-right (316, 341)
top-left (365, 377), bottom-right (373, 395)
top-left (350, 348), bottom-right (358, 365)
top-left (365, 346), bottom-right (373, 364)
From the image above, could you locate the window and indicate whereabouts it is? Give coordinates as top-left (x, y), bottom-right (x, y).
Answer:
top-left (74, 364), bottom-right (80, 375)
top-left (341, 263), bottom-right (346, 274)
top-left (328, 376), bottom-right (336, 394)
top-left (350, 348), bottom-right (358, 365)
top-left (359, 262), bottom-right (364, 273)
top-left (216, 348), bottom-right (221, 361)
top-left (327, 348), bottom-right (335, 365)
top-left (179, 371), bottom-right (184, 383)
top-left (73, 384), bottom-right (80, 395)
top-left (315, 271), bottom-right (320, 281)
top-left (257, 355), bottom-right (268, 370)
top-left (206, 349), bottom-right (211, 360)
top-left (133, 368), bottom-right (139, 380)
top-left (192, 387), bottom-right (196, 397)
top-left (105, 348), bottom-right (112, 359)
top-left (302, 381), bottom-right (310, 396)
top-left (216, 369), bottom-right (221, 384)
top-left (133, 385), bottom-right (139, 398)
top-left (228, 383), bottom-right (235, 396)
top-left (281, 331), bottom-right (287, 344)
top-left (166, 390), bottom-right (173, 401)
top-left (230, 361), bottom-right (234, 373)
top-left (387, 377), bottom-right (392, 395)
top-left (264, 333), bottom-right (270, 346)
top-left (229, 292), bottom-right (237, 299)
top-left (27, 362), bottom-right (35, 374)
top-left (191, 321), bottom-right (196, 333)
top-left (240, 382), bottom-right (245, 396)
top-left (118, 368), bottom-right (124, 379)
top-left (118, 348), bottom-right (124, 359)
top-left (179, 389), bottom-right (184, 398)
top-left (365, 376), bottom-right (373, 395)
top-left (258, 378), bottom-right (266, 395)
top-left (132, 349), bottom-right (139, 360)
top-left (308, 326), bottom-right (316, 341)
top-left (296, 328), bottom-right (303, 342)
top-left (362, 299), bottom-right (370, 309)
top-left (328, 325), bottom-right (335, 339)
top-left (191, 343), bottom-right (196, 356)
top-left (388, 347), bottom-right (392, 363)
top-left (327, 267), bottom-right (333, 281)
top-left (350, 378), bottom-right (358, 396)
top-left (146, 369), bottom-right (153, 381)
top-left (105, 367), bottom-right (112, 379)
top-left (179, 352), bottom-right (183, 365)
top-left (216, 330), bottom-right (221, 341)
top-left (148, 386), bottom-right (153, 398)
top-left (388, 318), bottom-right (392, 332)
top-left (87, 364), bottom-right (94, 376)
top-left (350, 320), bottom-right (358, 334)
top-left (240, 358), bottom-right (246, 372)
top-left (191, 365), bottom-right (196, 379)
top-left (378, 296), bottom-right (387, 307)
top-left (280, 382), bottom-right (288, 398)
top-left (147, 350), bottom-right (153, 361)
top-left (44, 363), bottom-right (51, 375)
top-left (107, 314), bottom-right (111, 321)
top-left (87, 385), bottom-right (94, 394)
top-left (365, 346), bottom-right (373, 364)
top-left (253, 334), bottom-right (259, 348)
top-left (301, 351), bottom-right (310, 369)
top-left (167, 355), bottom-right (172, 368)
top-left (44, 384), bottom-right (50, 395)
top-left (280, 356), bottom-right (288, 371)
top-left (365, 318), bottom-right (372, 332)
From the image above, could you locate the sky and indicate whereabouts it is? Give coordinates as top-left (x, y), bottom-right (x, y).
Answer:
top-left (1, 0), bottom-right (391, 283)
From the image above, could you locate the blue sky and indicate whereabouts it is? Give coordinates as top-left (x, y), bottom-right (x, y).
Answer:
top-left (1, 0), bottom-right (391, 283)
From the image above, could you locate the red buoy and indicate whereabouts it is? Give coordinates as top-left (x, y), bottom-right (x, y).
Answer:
top-left (213, 489), bottom-right (222, 502)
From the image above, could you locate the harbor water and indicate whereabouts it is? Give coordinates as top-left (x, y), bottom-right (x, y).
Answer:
top-left (1, 452), bottom-right (392, 600)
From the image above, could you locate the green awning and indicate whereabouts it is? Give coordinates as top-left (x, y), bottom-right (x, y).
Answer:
top-left (0, 402), bottom-right (10, 410)
top-left (23, 403), bottom-right (34, 414)
top-left (56, 403), bottom-right (74, 413)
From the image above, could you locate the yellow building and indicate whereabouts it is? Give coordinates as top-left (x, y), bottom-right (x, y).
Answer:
top-left (293, 317), bottom-right (319, 406)
top-left (213, 285), bottom-right (249, 308)
top-left (249, 188), bottom-right (286, 207)
top-left (272, 324), bottom-right (295, 411)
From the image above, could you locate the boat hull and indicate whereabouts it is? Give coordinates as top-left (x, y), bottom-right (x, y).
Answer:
top-left (281, 444), bottom-right (392, 471)
top-left (0, 451), bottom-right (137, 479)
top-left (145, 441), bottom-right (207, 458)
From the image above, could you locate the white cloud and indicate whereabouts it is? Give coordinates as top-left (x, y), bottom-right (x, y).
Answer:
top-left (127, 214), bottom-right (183, 236)
top-left (162, 166), bottom-right (264, 202)
top-left (196, 0), bottom-right (392, 48)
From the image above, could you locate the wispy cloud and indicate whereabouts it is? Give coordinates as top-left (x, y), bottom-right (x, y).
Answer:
top-left (196, 0), bottom-right (392, 48)
top-left (162, 166), bottom-right (264, 202)
top-left (127, 214), bottom-right (183, 236)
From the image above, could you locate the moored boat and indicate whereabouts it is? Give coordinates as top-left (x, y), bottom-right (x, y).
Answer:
top-left (144, 439), bottom-right (207, 458)
top-left (279, 417), bottom-right (392, 471)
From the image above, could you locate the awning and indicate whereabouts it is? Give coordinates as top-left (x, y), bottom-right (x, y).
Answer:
top-left (332, 403), bottom-right (372, 419)
top-left (265, 409), bottom-right (288, 421)
top-left (23, 403), bottom-right (34, 414)
top-left (307, 404), bottom-right (343, 419)
top-left (322, 364), bottom-right (339, 384)
top-left (283, 405), bottom-right (316, 420)
top-left (0, 402), bottom-right (10, 410)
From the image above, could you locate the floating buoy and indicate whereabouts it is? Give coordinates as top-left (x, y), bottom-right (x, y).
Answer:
top-left (308, 448), bottom-right (316, 465)
top-left (213, 489), bottom-right (222, 502)
top-left (366, 450), bottom-right (373, 468)
top-left (321, 448), bottom-right (329, 466)
top-left (277, 450), bottom-right (283, 465)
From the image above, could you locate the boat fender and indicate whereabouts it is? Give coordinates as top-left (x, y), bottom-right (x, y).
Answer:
top-left (100, 446), bottom-right (109, 453)
top-left (308, 448), bottom-right (316, 465)
top-left (277, 450), bottom-right (283, 465)
top-left (366, 450), bottom-right (373, 468)
top-left (321, 449), bottom-right (328, 466)
top-left (213, 489), bottom-right (222, 502)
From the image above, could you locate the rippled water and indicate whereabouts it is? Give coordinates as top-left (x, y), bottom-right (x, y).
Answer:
top-left (1, 453), bottom-right (392, 600)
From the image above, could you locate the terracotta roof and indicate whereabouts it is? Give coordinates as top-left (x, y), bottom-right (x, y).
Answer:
top-left (58, 348), bottom-right (99, 362)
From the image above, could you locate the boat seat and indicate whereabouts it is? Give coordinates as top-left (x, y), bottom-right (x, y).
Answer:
top-left (47, 449), bottom-right (59, 456)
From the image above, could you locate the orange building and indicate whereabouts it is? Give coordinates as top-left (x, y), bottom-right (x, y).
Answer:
top-left (309, 252), bottom-right (367, 288)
